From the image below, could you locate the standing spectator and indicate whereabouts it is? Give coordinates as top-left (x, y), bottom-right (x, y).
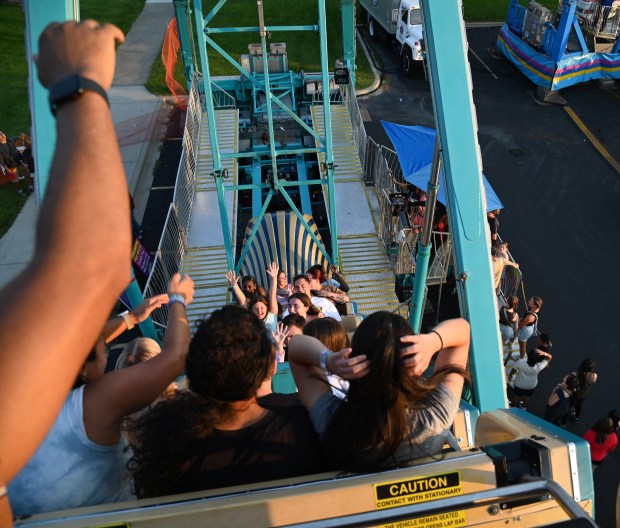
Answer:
top-left (545, 373), bottom-right (578, 427)
top-left (498, 241), bottom-right (510, 260)
top-left (583, 417), bottom-right (617, 471)
top-left (569, 358), bottom-right (598, 423)
top-left (517, 296), bottom-right (543, 358)
top-left (487, 209), bottom-right (500, 246)
top-left (499, 295), bottom-right (519, 345)
top-left (0, 130), bottom-right (23, 190)
top-left (491, 246), bottom-right (519, 296)
top-left (508, 348), bottom-right (552, 410)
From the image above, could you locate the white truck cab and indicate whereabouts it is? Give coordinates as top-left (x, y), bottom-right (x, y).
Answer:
top-left (361, 0), bottom-right (424, 75)
top-left (395, 0), bottom-right (424, 74)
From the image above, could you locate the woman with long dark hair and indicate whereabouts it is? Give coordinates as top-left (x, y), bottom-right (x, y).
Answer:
top-left (583, 417), bottom-right (617, 470)
top-left (289, 312), bottom-right (470, 472)
top-left (129, 305), bottom-right (321, 498)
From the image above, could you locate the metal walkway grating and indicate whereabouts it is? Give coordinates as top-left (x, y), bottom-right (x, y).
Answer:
top-left (182, 109), bottom-right (239, 327)
top-left (338, 236), bottom-right (400, 315)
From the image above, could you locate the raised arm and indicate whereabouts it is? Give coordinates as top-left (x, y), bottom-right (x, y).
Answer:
top-left (0, 21), bottom-right (129, 482)
top-left (82, 274), bottom-right (194, 446)
top-left (289, 334), bottom-right (369, 411)
top-left (226, 270), bottom-right (247, 308)
top-left (101, 294), bottom-right (169, 344)
top-left (266, 262), bottom-right (279, 315)
top-left (398, 318), bottom-right (470, 402)
top-left (330, 265), bottom-right (350, 292)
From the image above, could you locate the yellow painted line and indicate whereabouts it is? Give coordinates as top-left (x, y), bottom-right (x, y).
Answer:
top-left (563, 106), bottom-right (620, 175)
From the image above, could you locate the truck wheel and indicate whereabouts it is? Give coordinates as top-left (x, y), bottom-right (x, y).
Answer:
top-left (401, 52), bottom-right (414, 76)
top-left (368, 16), bottom-right (378, 40)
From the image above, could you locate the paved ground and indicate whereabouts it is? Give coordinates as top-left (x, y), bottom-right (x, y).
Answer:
top-left (359, 26), bottom-right (620, 527)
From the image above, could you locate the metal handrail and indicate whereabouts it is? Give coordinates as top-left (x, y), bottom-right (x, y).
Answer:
top-left (284, 479), bottom-right (596, 528)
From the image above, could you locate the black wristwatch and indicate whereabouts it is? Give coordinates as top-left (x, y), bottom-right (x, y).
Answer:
top-left (48, 74), bottom-right (110, 116)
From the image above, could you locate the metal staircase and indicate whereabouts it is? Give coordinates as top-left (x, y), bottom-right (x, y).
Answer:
top-left (181, 108), bottom-right (238, 329)
top-left (312, 104), bottom-right (400, 315)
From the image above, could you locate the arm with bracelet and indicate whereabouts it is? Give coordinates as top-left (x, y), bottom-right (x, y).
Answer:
top-left (99, 294), bottom-right (169, 344)
top-left (288, 335), bottom-right (370, 410)
top-left (0, 20), bottom-right (130, 483)
top-left (82, 273), bottom-right (194, 446)
top-left (397, 318), bottom-right (471, 403)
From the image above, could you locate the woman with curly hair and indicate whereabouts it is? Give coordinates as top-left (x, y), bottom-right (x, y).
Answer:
top-left (289, 312), bottom-right (470, 472)
top-left (129, 305), bottom-right (321, 498)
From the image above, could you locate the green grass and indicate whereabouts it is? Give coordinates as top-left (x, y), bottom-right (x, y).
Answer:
top-left (146, 0), bottom-right (375, 94)
top-left (0, 0), bottom-right (144, 237)
top-left (463, 0), bottom-right (558, 22)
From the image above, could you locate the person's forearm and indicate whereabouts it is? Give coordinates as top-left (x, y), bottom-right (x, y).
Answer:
top-left (289, 334), bottom-right (328, 366)
top-left (231, 283), bottom-right (247, 307)
top-left (0, 95), bottom-right (130, 481)
top-left (333, 272), bottom-right (349, 292)
top-left (432, 318), bottom-right (470, 372)
top-left (268, 274), bottom-right (278, 314)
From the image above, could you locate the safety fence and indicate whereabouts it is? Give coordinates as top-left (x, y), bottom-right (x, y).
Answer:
top-left (341, 80), bottom-right (521, 305)
top-left (142, 72), bottom-right (203, 328)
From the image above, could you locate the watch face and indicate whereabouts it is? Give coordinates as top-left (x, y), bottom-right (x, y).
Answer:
top-left (48, 75), bottom-right (108, 115)
top-left (49, 75), bottom-right (83, 110)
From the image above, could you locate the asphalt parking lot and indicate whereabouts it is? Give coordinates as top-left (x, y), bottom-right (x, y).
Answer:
top-left (358, 25), bottom-right (620, 526)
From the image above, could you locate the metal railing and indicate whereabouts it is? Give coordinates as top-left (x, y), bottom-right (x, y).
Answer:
top-left (211, 80), bottom-right (236, 109)
top-left (142, 207), bottom-right (185, 328)
top-left (142, 72), bottom-right (203, 326)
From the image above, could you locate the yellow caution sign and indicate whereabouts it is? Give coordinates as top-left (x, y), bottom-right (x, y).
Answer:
top-left (381, 510), bottom-right (467, 528)
top-left (374, 471), bottom-right (462, 510)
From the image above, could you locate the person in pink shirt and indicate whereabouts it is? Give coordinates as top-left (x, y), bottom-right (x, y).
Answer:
top-left (583, 416), bottom-right (617, 471)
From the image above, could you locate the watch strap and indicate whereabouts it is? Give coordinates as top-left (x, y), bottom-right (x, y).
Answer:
top-left (319, 349), bottom-right (332, 376)
top-left (169, 293), bottom-right (187, 308)
top-left (119, 310), bottom-right (135, 331)
top-left (48, 75), bottom-right (110, 116)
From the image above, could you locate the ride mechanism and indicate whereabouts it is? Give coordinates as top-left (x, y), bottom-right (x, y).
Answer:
top-left (497, 0), bottom-right (620, 101)
top-left (21, 1), bottom-right (598, 526)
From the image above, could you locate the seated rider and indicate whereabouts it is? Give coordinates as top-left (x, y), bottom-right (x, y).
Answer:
top-left (289, 313), bottom-right (470, 472)
top-left (129, 305), bottom-right (322, 498)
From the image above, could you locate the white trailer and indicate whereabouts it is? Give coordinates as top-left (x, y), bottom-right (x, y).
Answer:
top-left (360, 0), bottom-right (424, 75)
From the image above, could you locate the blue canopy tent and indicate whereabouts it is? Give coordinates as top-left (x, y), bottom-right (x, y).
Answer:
top-left (381, 122), bottom-right (503, 212)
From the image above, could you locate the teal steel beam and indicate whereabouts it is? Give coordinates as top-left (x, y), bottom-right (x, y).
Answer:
top-left (206, 25), bottom-right (318, 34)
top-left (235, 190), bottom-right (275, 274)
top-left (340, 0), bottom-right (357, 85)
top-left (421, 0), bottom-right (505, 412)
top-left (279, 188), bottom-right (332, 263)
top-left (204, 34), bottom-right (256, 83)
top-left (25, 0), bottom-right (78, 200)
top-left (204, 0), bottom-right (228, 25)
top-left (193, 0), bottom-right (234, 270)
top-left (410, 139), bottom-right (442, 333)
top-left (317, 0), bottom-right (339, 265)
top-left (126, 270), bottom-right (161, 343)
top-left (173, 0), bottom-right (195, 90)
top-left (221, 147), bottom-right (324, 159)
top-left (224, 178), bottom-right (327, 191)
top-left (257, 0), bottom-right (280, 191)
top-left (266, 90), bottom-right (324, 144)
